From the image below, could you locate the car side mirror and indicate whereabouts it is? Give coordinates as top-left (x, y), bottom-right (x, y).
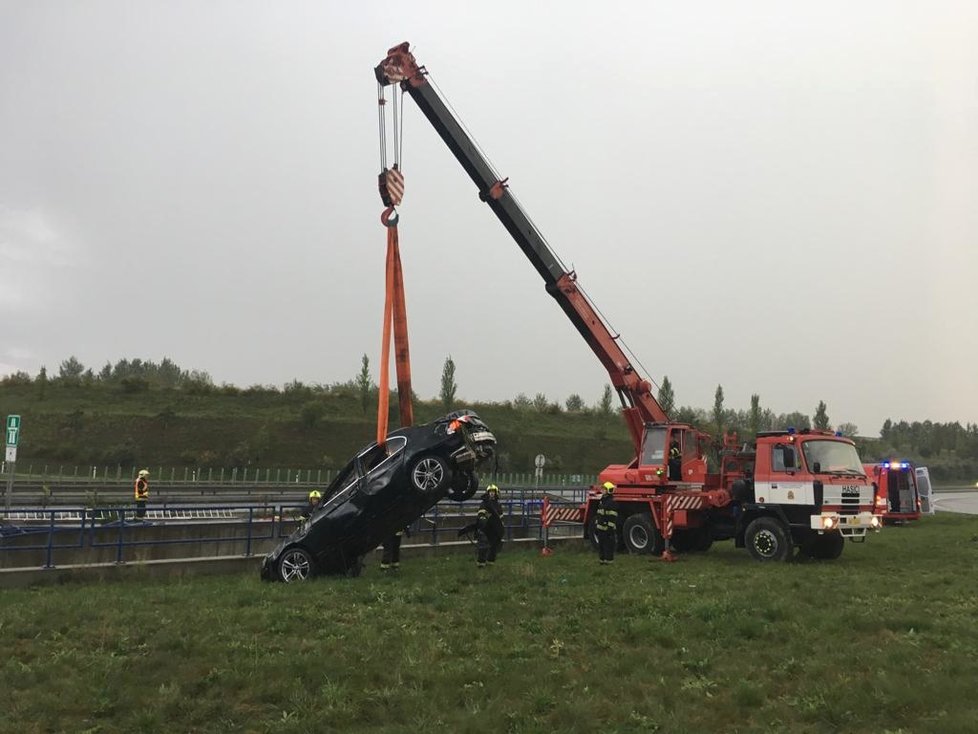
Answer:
top-left (812, 461), bottom-right (821, 474)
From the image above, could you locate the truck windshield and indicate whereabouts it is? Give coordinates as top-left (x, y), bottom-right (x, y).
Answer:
top-left (801, 440), bottom-right (865, 475)
top-left (641, 427), bottom-right (667, 465)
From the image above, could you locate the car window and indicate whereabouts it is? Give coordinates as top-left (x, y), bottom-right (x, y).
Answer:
top-left (361, 436), bottom-right (407, 476)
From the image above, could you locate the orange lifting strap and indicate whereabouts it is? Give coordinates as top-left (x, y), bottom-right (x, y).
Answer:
top-left (376, 201), bottom-right (414, 445)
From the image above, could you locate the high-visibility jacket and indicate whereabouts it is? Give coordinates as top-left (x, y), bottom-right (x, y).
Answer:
top-left (134, 477), bottom-right (149, 501)
top-left (595, 494), bottom-right (618, 532)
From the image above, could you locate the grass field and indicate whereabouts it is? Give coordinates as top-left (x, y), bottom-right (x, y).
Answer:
top-left (3, 514), bottom-right (978, 734)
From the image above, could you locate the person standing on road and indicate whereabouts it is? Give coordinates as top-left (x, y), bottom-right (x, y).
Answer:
top-left (134, 469), bottom-right (150, 520)
top-left (476, 484), bottom-right (504, 568)
top-left (595, 481), bottom-right (618, 565)
top-left (380, 527), bottom-right (411, 571)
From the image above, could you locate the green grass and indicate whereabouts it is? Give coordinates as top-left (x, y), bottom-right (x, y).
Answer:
top-left (3, 514), bottom-right (978, 733)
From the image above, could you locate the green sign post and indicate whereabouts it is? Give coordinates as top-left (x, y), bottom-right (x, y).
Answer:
top-left (4, 414), bottom-right (19, 511)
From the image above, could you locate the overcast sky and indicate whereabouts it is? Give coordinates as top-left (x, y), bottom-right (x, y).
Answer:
top-left (1, 1), bottom-right (976, 435)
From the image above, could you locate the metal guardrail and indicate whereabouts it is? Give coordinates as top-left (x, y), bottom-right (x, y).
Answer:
top-left (0, 495), bottom-right (588, 571)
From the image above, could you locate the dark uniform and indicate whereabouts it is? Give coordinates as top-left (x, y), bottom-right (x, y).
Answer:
top-left (134, 470), bottom-right (150, 519)
top-left (595, 482), bottom-right (618, 564)
top-left (476, 485), bottom-right (504, 568)
top-left (668, 441), bottom-right (682, 481)
top-left (381, 528), bottom-right (409, 571)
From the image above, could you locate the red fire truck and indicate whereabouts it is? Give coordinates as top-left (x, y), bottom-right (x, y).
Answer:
top-left (865, 460), bottom-right (922, 523)
top-left (375, 42), bottom-right (881, 561)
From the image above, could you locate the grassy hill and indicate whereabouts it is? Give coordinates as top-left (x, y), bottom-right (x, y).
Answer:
top-left (0, 382), bottom-right (633, 474)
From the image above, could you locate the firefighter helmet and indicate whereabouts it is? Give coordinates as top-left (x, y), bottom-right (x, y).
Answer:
top-left (309, 490), bottom-right (322, 500)
top-left (602, 481), bottom-right (615, 493)
top-left (138, 469), bottom-right (150, 478)
top-left (486, 484), bottom-right (499, 495)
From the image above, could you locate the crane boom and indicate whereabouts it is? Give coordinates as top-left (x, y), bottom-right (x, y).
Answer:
top-left (375, 43), bottom-right (668, 451)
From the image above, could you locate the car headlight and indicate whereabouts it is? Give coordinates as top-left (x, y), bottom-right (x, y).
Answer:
top-left (822, 516), bottom-right (837, 530)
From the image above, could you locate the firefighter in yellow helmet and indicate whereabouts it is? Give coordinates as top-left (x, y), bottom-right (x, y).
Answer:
top-left (595, 481), bottom-right (619, 564)
top-left (476, 484), bottom-right (504, 568)
top-left (133, 469), bottom-right (150, 520)
top-left (301, 489), bottom-right (323, 520)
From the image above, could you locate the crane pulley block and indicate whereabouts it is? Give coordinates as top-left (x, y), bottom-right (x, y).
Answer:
top-left (378, 166), bottom-right (404, 208)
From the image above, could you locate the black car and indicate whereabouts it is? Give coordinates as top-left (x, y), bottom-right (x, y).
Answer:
top-left (261, 410), bottom-right (495, 581)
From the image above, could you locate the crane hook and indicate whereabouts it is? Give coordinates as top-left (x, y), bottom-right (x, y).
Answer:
top-left (381, 206), bottom-right (399, 228)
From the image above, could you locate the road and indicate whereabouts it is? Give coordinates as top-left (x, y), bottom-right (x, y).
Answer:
top-left (933, 491), bottom-right (978, 515)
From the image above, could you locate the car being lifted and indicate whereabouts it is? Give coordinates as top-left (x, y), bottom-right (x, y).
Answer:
top-left (261, 410), bottom-right (495, 582)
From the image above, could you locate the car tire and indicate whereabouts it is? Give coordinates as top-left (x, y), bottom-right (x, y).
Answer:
top-left (277, 546), bottom-right (315, 582)
top-left (623, 513), bottom-right (664, 555)
top-left (447, 471), bottom-right (478, 502)
top-left (744, 517), bottom-right (792, 562)
top-left (409, 454), bottom-right (453, 494)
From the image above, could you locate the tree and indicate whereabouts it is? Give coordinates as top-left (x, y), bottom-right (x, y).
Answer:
top-left (513, 393), bottom-right (531, 412)
top-left (356, 354), bottom-right (372, 414)
top-left (532, 393), bottom-right (549, 412)
top-left (658, 376), bottom-right (675, 416)
top-left (598, 385), bottom-right (614, 416)
top-left (59, 356), bottom-right (84, 383)
top-left (712, 384), bottom-right (725, 435)
top-left (565, 393), bottom-right (585, 412)
top-left (813, 400), bottom-right (830, 430)
top-left (37, 366), bottom-right (48, 401)
top-left (748, 394), bottom-right (761, 437)
top-left (440, 355), bottom-right (457, 412)
top-left (837, 422), bottom-right (858, 437)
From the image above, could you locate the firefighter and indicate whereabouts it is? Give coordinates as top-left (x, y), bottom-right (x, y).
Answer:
top-left (380, 527), bottom-right (410, 571)
top-left (476, 484), bottom-right (504, 568)
top-left (595, 480), bottom-right (618, 564)
top-left (300, 490), bottom-right (323, 519)
top-left (133, 469), bottom-right (150, 519)
top-left (668, 439), bottom-right (682, 481)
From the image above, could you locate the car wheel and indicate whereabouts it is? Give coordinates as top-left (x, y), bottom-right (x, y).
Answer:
top-left (278, 546), bottom-right (315, 582)
top-left (410, 454), bottom-right (452, 494)
top-left (744, 517), bottom-right (792, 562)
top-left (623, 513), bottom-right (664, 555)
top-left (447, 471), bottom-right (478, 502)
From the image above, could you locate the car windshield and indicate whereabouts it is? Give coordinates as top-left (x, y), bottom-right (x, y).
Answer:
top-left (801, 440), bottom-right (865, 475)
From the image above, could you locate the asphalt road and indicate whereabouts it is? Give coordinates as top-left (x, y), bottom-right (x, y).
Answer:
top-left (933, 491), bottom-right (978, 515)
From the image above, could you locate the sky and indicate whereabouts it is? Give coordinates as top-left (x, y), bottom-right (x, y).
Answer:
top-left (1, 1), bottom-right (976, 436)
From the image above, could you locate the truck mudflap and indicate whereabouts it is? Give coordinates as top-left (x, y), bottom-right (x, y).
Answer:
top-left (810, 511), bottom-right (882, 539)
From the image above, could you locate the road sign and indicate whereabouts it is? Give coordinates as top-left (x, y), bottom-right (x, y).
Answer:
top-left (5, 415), bottom-right (20, 447)
top-left (5, 446), bottom-right (15, 462)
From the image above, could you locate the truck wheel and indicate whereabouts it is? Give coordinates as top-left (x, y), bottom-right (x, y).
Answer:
top-left (672, 527), bottom-right (713, 553)
top-left (623, 513), bottom-right (665, 555)
top-left (586, 515), bottom-right (600, 551)
top-left (744, 517), bottom-right (792, 562)
top-left (814, 532), bottom-right (845, 560)
top-left (410, 455), bottom-right (452, 494)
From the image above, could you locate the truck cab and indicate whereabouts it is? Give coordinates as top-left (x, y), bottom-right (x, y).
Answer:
top-left (731, 429), bottom-right (881, 560)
